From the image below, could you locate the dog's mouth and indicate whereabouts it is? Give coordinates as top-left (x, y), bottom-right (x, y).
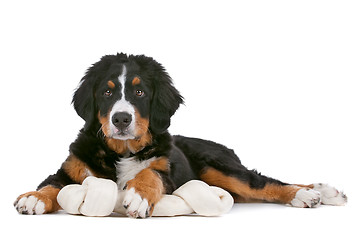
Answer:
top-left (109, 126), bottom-right (136, 140)
top-left (114, 128), bottom-right (126, 135)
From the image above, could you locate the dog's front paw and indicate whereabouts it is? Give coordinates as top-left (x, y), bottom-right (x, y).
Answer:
top-left (313, 183), bottom-right (347, 206)
top-left (14, 192), bottom-right (50, 215)
top-left (123, 178), bottom-right (163, 218)
top-left (14, 187), bottom-right (60, 215)
top-left (123, 187), bottom-right (152, 218)
top-left (122, 169), bottom-right (164, 218)
top-left (290, 188), bottom-right (321, 208)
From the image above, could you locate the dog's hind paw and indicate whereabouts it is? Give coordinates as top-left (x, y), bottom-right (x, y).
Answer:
top-left (313, 183), bottom-right (347, 206)
top-left (290, 188), bottom-right (321, 208)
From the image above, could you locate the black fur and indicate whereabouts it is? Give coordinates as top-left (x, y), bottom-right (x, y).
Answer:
top-left (173, 135), bottom-right (286, 189)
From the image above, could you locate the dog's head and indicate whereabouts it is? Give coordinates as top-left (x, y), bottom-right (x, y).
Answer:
top-left (73, 53), bottom-right (183, 140)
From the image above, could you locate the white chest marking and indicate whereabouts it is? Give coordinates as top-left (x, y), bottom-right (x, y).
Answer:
top-left (116, 157), bottom-right (156, 190)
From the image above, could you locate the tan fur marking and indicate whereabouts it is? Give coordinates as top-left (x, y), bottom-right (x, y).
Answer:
top-left (106, 138), bottom-right (128, 154)
top-left (200, 168), bottom-right (300, 204)
top-left (232, 194), bottom-right (265, 203)
top-left (127, 110), bottom-right (151, 153)
top-left (132, 77), bottom-right (141, 86)
top-left (149, 157), bottom-right (169, 172)
top-left (17, 186), bottom-right (61, 213)
top-left (107, 80), bottom-right (115, 89)
top-left (127, 131), bottom-right (152, 153)
top-left (134, 109), bottom-right (150, 136)
top-left (105, 135), bottom-right (152, 155)
top-left (99, 112), bottom-right (111, 137)
top-left (126, 169), bottom-right (164, 215)
top-left (295, 184), bottom-right (314, 188)
top-left (62, 155), bottom-right (93, 183)
top-left (99, 109), bottom-right (152, 154)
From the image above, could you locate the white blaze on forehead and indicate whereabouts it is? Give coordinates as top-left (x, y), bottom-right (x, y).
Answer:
top-left (118, 65), bottom-right (127, 98)
top-left (108, 65), bottom-right (136, 139)
top-left (111, 65), bottom-right (135, 114)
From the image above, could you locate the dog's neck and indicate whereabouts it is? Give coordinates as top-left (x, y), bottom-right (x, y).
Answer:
top-left (105, 131), bottom-right (152, 156)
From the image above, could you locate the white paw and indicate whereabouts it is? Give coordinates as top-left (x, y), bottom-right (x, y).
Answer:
top-left (313, 183), bottom-right (347, 206)
top-left (123, 188), bottom-right (150, 218)
top-left (290, 188), bottom-right (321, 208)
top-left (14, 196), bottom-right (46, 215)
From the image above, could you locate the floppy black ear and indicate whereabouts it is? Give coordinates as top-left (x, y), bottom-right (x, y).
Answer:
top-left (72, 54), bottom-right (121, 130)
top-left (72, 72), bottom-right (97, 131)
top-left (149, 66), bottom-right (184, 134)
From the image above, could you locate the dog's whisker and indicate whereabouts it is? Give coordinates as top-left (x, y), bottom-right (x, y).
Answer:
top-left (97, 127), bottom-right (105, 139)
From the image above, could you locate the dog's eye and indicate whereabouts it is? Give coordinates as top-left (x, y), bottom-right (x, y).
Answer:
top-left (104, 90), bottom-right (112, 97)
top-left (135, 90), bottom-right (144, 97)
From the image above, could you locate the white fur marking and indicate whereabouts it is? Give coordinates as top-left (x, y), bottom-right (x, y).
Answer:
top-left (34, 200), bottom-right (46, 214)
top-left (137, 199), bottom-right (149, 218)
top-left (16, 197), bottom-right (27, 213)
top-left (118, 65), bottom-right (127, 97)
top-left (313, 183), bottom-right (347, 206)
top-left (85, 168), bottom-right (93, 177)
top-left (122, 187), bottom-right (149, 218)
top-left (124, 188), bottom-right (142, 217)
top-left (291, 188), bottom-right (321, 208)
top-left (15, 196), bottom-right (46, 215)
top-left (108, 65), bottom-right (137, 140)
top-left (24, 196), bottom-right (37, 215)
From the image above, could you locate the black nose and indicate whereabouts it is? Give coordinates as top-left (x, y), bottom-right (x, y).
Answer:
top-left (112, 112), bottom-right (132, 130)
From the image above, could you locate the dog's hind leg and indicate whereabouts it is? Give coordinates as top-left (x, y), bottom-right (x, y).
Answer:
top-left (200, 167), bottom-right (347, 207)
top-left (173, 136), bottom-right (347, 207)
top-left (199, 167), bottom-right (316, 207)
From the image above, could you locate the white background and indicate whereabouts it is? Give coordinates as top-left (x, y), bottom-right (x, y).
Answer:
top-left (1, 0), bottom-right (359, 239)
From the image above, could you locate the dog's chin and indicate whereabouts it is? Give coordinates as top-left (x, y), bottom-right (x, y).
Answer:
top-left (111, 133), bottom-right (136, 141)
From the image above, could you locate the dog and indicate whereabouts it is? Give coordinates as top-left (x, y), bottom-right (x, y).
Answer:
top-left (14, 53), bottom-right (347, 218)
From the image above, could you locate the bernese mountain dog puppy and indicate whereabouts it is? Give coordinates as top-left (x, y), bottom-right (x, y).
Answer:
top-left (14, 53), bottom-right (347, 218)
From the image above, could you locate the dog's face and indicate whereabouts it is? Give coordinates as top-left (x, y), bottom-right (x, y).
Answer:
top-left (73, 53), bottom-right (183, 139)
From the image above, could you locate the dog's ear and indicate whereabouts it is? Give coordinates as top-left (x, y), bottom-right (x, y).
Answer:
top-left (72, 54), bottom-right (121, 130)
top-left (72, 69), bottom-right (97, 131)
top-left (148, 61), bottom-right (184, 134)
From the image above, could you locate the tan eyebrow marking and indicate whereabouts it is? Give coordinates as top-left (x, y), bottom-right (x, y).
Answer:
top-left (132, 77), bottom-right (141, 86)
top-left (107, 80), bottom-right (115, 89)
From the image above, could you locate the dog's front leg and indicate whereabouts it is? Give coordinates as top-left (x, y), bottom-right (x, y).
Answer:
top-left (14, 154), bottom-right (103, 215)
top-left (122, 157), bottom-right (172, 218)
